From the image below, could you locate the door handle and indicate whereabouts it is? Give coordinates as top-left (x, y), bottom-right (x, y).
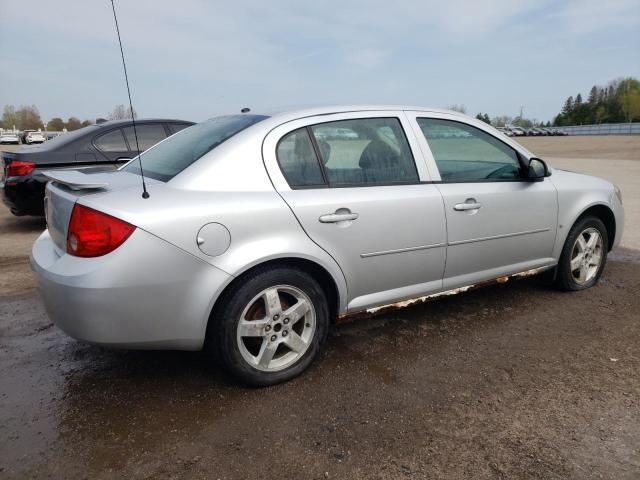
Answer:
top-left (454, 201), bottom-right (482, 211)
top-left (319, 210), bottom-right (359, 223)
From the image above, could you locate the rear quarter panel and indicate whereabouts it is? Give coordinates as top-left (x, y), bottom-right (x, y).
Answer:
top-left (78, 183), bottom-right (350, 313)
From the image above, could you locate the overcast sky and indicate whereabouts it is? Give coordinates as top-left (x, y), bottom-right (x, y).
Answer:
top-left (1, 0), bottom-right (639, 123)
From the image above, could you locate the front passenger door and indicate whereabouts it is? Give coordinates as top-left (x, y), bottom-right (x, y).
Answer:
top-left (410, 114), bottom-right (557, 289)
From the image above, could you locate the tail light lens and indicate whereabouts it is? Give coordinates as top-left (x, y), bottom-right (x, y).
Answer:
top-left (7, 160), bottom-right (36, 177)
top-left (67, 204), bottom-right (135, 257)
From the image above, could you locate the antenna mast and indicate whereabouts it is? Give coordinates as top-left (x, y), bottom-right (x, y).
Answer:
top-left (110, 0), bottom-right (149, 199)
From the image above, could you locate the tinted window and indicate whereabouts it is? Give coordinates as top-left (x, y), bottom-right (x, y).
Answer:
top-left (168, 123), bottom-right (192, 134)
top-left (276, 128), bottom-right (325, 187)
top-left (122, 115), bottom-right (268, 182)
top-left (417, 118), bottom-right (522, 182)
top-left (123, 124), bottom-right (167, 151)
top-left (309, 118), bottom-right (418, 186)
top-left (94, 129), bottom-right (127, 152)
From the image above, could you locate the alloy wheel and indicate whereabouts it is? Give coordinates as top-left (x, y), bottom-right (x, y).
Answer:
top-left (570, 227), bottom-right (603, 285)
top-left (236, 285), bottom-right (316, 372)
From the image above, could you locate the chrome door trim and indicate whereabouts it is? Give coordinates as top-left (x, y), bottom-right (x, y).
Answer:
top-left (360, 242), bottom-right (446, 258)
top-left (447, 227), bottom-right (551, 246)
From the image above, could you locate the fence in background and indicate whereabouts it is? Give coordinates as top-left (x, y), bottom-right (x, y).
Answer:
top-left (561, 123), bottom-right (640, 135)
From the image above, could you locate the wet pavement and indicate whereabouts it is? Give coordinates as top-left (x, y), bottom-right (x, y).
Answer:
top-left (1, 250), bottom-right (639, 479)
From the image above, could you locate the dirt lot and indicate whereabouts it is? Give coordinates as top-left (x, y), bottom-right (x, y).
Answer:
top-left (0, 136), bottom-right (639, 479)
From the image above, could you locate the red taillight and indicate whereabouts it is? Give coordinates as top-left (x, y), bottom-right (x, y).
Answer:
top-left (67, 204), bottom-right (135, 257)
top-left (7, 160), bottom-right (36, 177)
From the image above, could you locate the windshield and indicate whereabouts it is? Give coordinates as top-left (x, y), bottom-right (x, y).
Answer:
top-left (122, 114), bottom-right (268, 182)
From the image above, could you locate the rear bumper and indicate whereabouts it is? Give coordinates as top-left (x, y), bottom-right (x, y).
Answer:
top-left (2, 175), bottom-right (45, 216)
top-left (31, 228), bottom-right (232, 350)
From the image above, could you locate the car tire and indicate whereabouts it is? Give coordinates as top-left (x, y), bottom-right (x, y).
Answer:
top-left (555, 216), bottom-right (608, 291)
top-left (207, 266), bottom-right (329, 387)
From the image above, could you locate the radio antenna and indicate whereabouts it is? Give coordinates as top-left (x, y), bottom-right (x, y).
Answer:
top-left (110, 0), bottom-right (149, 199)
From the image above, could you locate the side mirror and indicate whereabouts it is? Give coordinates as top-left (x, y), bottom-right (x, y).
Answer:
top-left (527, 157), bottom-right (550, 181)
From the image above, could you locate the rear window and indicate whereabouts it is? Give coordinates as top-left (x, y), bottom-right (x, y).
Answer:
top-left (122, 115), bottom-right (268, 182)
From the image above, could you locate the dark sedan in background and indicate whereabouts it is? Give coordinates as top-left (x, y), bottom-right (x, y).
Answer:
top-left (1, 118), bottom-right (193, 216)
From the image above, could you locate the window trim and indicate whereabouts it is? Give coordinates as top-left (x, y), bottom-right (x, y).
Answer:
top-left (276, 116), bottom-right (422, 190)
top-left (275, 127), bottom-right (327, 189)
top-left (415, 117), bottom-right (529, 184)
top-left (92, 127), bottom-right (129, 154)
top-left (122, 122), bottom-right (168, 153)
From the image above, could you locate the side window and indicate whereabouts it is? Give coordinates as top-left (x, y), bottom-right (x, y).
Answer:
top-left (276, 128), bottom-right (325, 187)
top-left (309, 118), bottom-right (418, 186)
top-left (94, 129), bottom-right (127, 152)
top-left (168, 122), bottom-right (192, 134)
top-left (417, 118), bottom-right (522, 182)
top-left (123, 124), bottom-right (167, 151)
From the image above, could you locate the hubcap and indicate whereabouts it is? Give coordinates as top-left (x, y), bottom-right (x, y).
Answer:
top-left (570, 227), bottom-right (603, 285)
top-left (236, 285), bottom-right (316, 372)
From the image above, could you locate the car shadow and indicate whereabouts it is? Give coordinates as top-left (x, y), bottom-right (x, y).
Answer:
top-left (1, 214), bottom-right (46, 234)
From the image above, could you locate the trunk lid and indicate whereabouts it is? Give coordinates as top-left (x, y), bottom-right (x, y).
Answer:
top-left (44, 170), bottom-right (161, 252)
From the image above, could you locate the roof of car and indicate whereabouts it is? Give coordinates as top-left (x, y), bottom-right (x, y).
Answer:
top-left (262, 105), bottom-right (462, 120)
top-left (95, 118), bottom-right (194, 127)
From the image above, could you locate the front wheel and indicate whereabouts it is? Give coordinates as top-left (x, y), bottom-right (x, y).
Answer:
top-left (555, 216), bottom-right (608, 291)
top-left (208, 266), bottom-right (329, 387)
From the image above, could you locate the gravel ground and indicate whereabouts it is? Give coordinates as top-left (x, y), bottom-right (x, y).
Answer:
top-left (0, 136), bottom-right (639, 479)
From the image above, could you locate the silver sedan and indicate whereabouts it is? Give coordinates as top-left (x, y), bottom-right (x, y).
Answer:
top-left (31, 106), bottom-right (624, 386)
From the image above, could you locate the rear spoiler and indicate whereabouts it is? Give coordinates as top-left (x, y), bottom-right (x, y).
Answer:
top-left (42, 170), bottom-right (109, 190)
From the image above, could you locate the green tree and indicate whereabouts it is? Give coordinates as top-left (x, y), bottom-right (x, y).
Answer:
top-left (587, 86), bottom-right (599, 105)
top-left (620, 90), bottom-right (640, 122)
top-left (594, 105), bottom-right (607, 123)
top-left (448, 104), bottom-right (466, 114)
top-left (47, 117), bottom-right (65, 131)
top-left (2, 105), bottom-right (18, 130)
top-left (475, 113), bottom-right (491, 124)
top-left (65, 117), bottom-right (82, 131)
top-left (13, 105), bottom-right (44, 130)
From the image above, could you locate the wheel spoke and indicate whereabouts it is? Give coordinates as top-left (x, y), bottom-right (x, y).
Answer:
top-left (586, 232), bottom-right (599, 249)
top-left (578, 264), bottom-right (589, 283)
top-left (284, 331), bottom-right (308, 353)
top-left (262, 288), bottom-right (282, 317)
top-left (238, 318), bottom-right (268, 337)
top-left (257, 339), bottom-right (278, 368)
top-left (283, 299), bottom-right (311, 325)
top-left (589, 252), bottom-right (602, 267)
top-left (570, 254), bottom-right (583, 271)
top-left (576, 235), bottom-right (587, 253)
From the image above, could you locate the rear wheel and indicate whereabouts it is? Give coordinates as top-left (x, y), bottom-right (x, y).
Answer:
top-left (208, 266), bottom-right (329, 387)
top-left (555, 216), bottom-right (608, 291)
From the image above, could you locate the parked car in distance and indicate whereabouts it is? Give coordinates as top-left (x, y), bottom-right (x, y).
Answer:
top-left (25, 131), bottom-right (46, 144)
top-left (31, 106), bottom-right (624, 386)
top-left (509, 127), bottom-right (526, 136)
top-left (497, 127), bottom-right (514, 137)
top-left (2, 118), bottom-right (194, 216)
top-left (0, 131), bottom-right (20, 144)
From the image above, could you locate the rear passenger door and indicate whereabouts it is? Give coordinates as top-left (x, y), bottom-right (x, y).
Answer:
top-left (263, 112), bottom-right (447, 312)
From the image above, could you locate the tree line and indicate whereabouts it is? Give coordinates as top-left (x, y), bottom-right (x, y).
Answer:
top-left (553, 77), bottom-right (640, 126)
top-left (467, 77), bottom-right (640, 128)
top-left (0, 104), bottom-right (138, 131)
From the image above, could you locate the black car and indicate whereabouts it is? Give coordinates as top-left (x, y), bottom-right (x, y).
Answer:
top-left (1, 118), bottom-right (193, 216)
